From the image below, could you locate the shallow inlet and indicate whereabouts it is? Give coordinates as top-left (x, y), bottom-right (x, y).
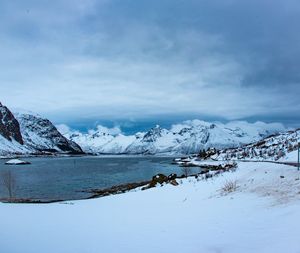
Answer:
top-left (0, 156), bottom-right (200, 202)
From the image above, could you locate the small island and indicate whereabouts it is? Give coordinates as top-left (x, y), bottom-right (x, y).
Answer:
top-left (5, 159), bottom-right (31, 165)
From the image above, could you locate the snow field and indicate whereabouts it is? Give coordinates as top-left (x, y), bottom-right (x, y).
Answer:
top-left (1, 161), bottom-right (300, 253)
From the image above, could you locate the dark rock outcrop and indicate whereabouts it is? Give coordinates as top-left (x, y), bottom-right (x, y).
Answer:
top-left (0, 102), bottom-right (23, 144)
top-left (143, 173), bottom-right (180, 189)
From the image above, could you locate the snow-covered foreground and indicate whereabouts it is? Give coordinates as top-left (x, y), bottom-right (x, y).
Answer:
top-left (1, 162), bottom-right (300, 253)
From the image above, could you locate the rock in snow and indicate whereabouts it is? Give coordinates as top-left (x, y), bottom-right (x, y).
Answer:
top-left (5, 159), bottom-right (31, 165)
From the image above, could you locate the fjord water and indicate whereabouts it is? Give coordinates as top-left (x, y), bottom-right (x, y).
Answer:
top-left (0, 156), bottom-right (194, 201)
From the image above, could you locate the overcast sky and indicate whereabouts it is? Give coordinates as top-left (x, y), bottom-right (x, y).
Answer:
top-left (0, 0), bottom-right (299, 132)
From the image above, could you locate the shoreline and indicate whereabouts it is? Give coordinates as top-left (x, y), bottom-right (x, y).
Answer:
top-left (0, 153), bottom-right (184, 160)
top-left (0, 153), bottom-right (89, 160)
top-left (0, 162), bottom-right (236, 204)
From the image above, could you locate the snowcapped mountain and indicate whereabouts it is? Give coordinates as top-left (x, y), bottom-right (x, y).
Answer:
top-left (209, 128), bottom-right (300, 161)
top-left (63, 120), bottom-right (285, 155)
top-left (0, 102), bottom-right (83, 156)
top-left (0, 102), bottom-right (23, 145)
top-left (15, 112), bottom-right (83, 154)
top-left (0, 101), bottom-right (289, 157)
top-left (61, 126), bottom-right (137, 154)
top-left (0, 103), bottom-right (29, 156)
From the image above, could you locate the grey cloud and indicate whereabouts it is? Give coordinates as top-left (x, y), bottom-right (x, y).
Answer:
top-left (0, 0), bottom-right (299, 127)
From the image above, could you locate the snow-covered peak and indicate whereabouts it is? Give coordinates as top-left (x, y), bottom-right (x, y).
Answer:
top-left (0, 104), bottom-right (85, 156)
top-left (63, 120), bottom-right (286, 155)
top-left (12, 109), bottom-right (42, 119)
top-left (142, 125), bottom-right (166, 142)
top-left (15, 113), bottom-right (83, 154)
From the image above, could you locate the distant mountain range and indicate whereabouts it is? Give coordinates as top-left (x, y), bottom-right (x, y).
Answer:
top-left (63, 120), bottom-right (285, 155)
top-left (0, 102), bottom-right (290, 157)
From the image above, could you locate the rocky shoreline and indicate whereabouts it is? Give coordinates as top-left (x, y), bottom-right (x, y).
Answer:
top-left (83, 160), bottom-right (235, 200)
top-left (0, 162), bottom-right (237, 204)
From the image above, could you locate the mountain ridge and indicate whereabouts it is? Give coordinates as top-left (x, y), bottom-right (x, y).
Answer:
top-left (0, 102), bottom-right (291, 157)
top-left (208, 128), bottom-right (300, 161)
top-left (0, 102), bottom-right (83, 156)
top-left (62, 120), bottom-right (286, 155)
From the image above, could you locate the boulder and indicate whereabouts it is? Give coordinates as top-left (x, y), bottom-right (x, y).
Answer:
top-left (169, 179), bottom-right (179, 186)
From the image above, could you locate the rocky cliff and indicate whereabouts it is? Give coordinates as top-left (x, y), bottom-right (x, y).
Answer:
top-left (0, 102), bottom-right (23, 145)
top-left (0, 102), bottom-right (83, 156)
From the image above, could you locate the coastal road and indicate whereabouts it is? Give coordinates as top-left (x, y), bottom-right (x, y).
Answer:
top-left (238, 160), bottom-right (299, 168)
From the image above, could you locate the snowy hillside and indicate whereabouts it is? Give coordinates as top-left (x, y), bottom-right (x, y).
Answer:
top-left (0, 135), bottom-right (30, 156)
top-left (61, 125), bottom-right (137, 154)
top-left (63, 120), bottom-right (285, 155)
top-left (0, 103), bottom-right (31, 156)
top-left (15, 112), bottom-right (83, 154)
top-left (0, 102), bottom-right (83, 156)
top-left (208, 128), bottom-right (300, 161)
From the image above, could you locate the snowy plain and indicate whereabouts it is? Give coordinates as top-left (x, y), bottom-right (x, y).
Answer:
top-left (1, 158), bottom-right (300, 253)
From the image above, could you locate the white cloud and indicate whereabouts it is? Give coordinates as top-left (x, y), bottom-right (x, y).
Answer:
top-left (88, 125), bottom-right (122, 136)
top-left (55, 124), bottom-right (72, 135)
top-left (56, 123), bottom-right (122, 136)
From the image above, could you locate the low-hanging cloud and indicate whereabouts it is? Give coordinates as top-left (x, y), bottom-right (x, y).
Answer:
top-left (56, 123), bottom-right (122, 136)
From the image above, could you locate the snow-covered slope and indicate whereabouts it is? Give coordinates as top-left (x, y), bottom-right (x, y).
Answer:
top-left (0, 102), bottom-right (83, 156)
top-left (15, 112), bottom-right (83, 154)
top-left (64, 129), bottom-right (137, 154)
top-left (0, 134), bottom-right (30, 157)
top-left (204, 128), bottom-right (300, 161)
top-left (65, 120), bottom-right (285, 155)
top-left (0, 103), bottom-right (30, 156)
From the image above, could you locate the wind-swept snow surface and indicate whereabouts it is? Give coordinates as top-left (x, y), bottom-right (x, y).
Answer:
top-left (1, 161), bottom-right (300, 253)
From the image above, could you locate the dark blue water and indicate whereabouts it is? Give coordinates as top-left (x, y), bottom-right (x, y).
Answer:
top-left (0, 156), bottom-right (198, 201)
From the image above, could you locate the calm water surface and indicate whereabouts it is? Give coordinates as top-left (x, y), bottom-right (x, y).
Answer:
top-left (0, 156), bottom-right (198, 201)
